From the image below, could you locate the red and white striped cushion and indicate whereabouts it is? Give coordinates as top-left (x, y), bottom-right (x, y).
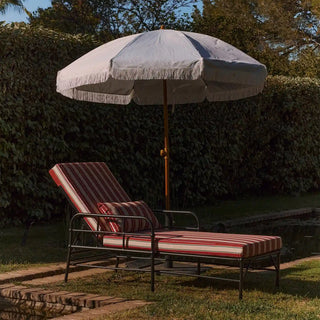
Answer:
top-left (98, 201), bottom-right (161, 233)
top-left (49, 162), bottom-right (131, 231)
top-left (103, 230), bottom-right (282, 258)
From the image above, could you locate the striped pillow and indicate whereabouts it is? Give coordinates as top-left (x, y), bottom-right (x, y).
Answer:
top-left (98, 201), bottom-right (161, 233)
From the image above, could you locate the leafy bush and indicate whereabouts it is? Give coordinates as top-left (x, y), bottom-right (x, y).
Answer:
top-left (1, 25), bottom-right (320, 225)
top-left (170, 77), bottom-right (320, 205)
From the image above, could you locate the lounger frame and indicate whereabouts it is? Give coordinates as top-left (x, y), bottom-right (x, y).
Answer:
top-left (65, 211), bottom-right (280, 300)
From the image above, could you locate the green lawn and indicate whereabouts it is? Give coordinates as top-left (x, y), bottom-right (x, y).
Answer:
top-left (2, 192), bottom-right (320, 319)
top-left (42, 259), bottom-right (320, 320)
top-left (0, 220), bottom-right (67, 272)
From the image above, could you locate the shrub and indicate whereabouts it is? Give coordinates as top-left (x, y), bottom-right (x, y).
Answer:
top-left (1, 25), bottom-right (320, 225)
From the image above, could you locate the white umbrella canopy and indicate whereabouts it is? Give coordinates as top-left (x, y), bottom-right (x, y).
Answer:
top-left (57, 29), bottom-right (267, 105)
top-left (56, 29), bottom-right (267, 209)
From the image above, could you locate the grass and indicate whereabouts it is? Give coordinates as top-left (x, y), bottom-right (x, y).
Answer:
top-left (41, 259), bottom-right (320, 320)
top-left (0, 220), bottom-right (67, 272)
top-left (2, 192), bottom-right (320, 318)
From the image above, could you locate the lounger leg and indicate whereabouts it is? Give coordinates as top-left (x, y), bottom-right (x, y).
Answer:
top-left (275, 252), bottom-right (280, 288)
top-left (151, 253), bottom-right (155, 292)
top-left (115, 257), bottom-right (120, 273)
top-left (151, 234), bottom-right (155, 292)
top-left (239, 259), bottom-right (243, 300)
top-left (65, 249), bottom-right (71, 282)
top-left (165, 257), bottom-right (173, 268)
top-left (65, 230), bottom-right (72, 283)
top-left (197, 261), bottom-right (201, 275)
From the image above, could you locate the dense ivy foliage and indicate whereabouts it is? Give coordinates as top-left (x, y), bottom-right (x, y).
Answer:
top-left (1, 25), bottom-right (320, 225)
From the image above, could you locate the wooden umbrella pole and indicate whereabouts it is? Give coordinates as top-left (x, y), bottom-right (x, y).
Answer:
top-left (161, 79), bottom-right (170, 210)
top-left (162, 79), bottom-right (173, 269)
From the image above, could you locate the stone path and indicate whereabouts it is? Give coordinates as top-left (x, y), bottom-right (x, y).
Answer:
top-left (0, 264), bottom-right (150, 319)
top-left (22, 267), bottom-right (112, 285)
top-left (0, 263), bottom-right (66, 284)
top-left (0, 282), bottom-right (149, 319)
top-left (52, 300), bottom-right (148, 320)
top-left (280, 255), bottom-right (320, 270)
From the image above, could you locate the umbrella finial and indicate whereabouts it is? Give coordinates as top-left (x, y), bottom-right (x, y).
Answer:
top-left (160, 25), bottom-right (165, 30)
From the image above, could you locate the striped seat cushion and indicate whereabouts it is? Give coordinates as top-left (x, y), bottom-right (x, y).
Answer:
top-left (103, 230), bottom-right (282, 258)
top-left (49, 162), bottom-right (131, 231)
top-left (98, 201), bottom-right (161, 232)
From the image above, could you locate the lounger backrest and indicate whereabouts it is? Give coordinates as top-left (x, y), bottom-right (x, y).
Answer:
top-left (49, 162), bottom-right (131, 231)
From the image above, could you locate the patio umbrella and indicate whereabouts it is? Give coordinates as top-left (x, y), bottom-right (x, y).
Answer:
top-left (56, 28), bottom-right (267, 210)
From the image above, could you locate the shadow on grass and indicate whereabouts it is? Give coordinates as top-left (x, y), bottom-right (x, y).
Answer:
top-left (174, 264), bottom-right (320, 299)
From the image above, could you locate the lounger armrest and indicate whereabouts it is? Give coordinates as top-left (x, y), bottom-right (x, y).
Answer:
top-left (68, 213), bottom-right (157, 253)
top-left (70, 212), bottom-right (156, 235)
top-left (152, 210), bottom-right (200, 231)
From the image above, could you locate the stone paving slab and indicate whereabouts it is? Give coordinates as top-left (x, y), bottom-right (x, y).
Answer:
top-left (0, 263), bottom-right (150, 318)
top-left (0, 259), bottom-right (117, 285)
top-left (280, 255), bottom-right (320, 270)
top-left (9, 298), bottom-right (79, 315)
top-left (0, 263), bottom-right (66, 284)
top-left (52, 300), bottom-right (150, 320)
top-left (0, 283), bottom-right (150, 319)
top-left (22, 267), bottom-right (112, 285)
top-left (0, 283), bottom-right (143, 309)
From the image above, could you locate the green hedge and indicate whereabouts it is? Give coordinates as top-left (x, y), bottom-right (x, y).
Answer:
top-left (1, 25), bottom-right (320, 225)
top-left (169, 76), bottom-right (320, 205)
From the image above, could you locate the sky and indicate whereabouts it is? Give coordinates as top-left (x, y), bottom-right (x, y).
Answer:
top-left (0, 0), bottom-right (52, 23)
top-left (0, 0), bottom-right (201, 23)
